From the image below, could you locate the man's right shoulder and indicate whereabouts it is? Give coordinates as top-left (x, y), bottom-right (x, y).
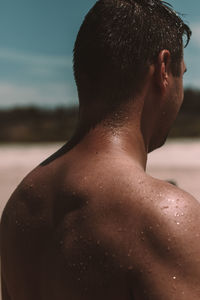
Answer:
top-left (0, 166), bottom-right (54, 235)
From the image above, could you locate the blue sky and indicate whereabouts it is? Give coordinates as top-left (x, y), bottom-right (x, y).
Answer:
top-left (0, 0), bottom-right (200, 108)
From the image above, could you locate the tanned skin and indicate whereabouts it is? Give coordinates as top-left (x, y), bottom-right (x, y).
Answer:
top-left (1, 51), bottom-right (200, 299)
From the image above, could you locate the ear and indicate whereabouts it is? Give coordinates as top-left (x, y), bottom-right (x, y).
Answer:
top-left (156, 50), bottom-right (171, 91)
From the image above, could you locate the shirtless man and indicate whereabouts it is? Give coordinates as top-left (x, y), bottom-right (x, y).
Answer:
top-left (1, 0), bottom-right (200, 299)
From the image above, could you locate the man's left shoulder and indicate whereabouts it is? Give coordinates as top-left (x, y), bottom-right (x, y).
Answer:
top-left (145, 176), bottom-right (200, 255)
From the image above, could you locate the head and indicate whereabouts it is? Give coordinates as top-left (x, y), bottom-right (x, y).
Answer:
top-left (73, 0), bottom-right (191, 145)
top-left (74, 0), bottom-right (191, 103)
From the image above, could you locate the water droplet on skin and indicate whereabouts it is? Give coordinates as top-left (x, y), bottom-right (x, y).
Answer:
top-left (128, 249), bottom-right (133, 255)
top-left (138, 180), bottom-right (144, 185)
top-left (175, 212), bottom-right (180, 217)
top-left (172, 285), bottom-right (177, 291)
top-left (162, 206), bottom-right (169, 209)
top-left (15, 219), bottom-right (21, 227)
top-left (168, 198), bottom-right (175, 203)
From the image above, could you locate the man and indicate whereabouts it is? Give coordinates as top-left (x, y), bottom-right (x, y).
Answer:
top-left (1, 0), bottom-right (200, 299)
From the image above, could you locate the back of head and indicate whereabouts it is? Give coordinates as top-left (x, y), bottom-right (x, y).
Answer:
top-left (73, 0), bottom-right (191, 107)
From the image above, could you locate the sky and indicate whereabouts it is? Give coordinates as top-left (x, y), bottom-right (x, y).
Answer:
top-left (0, 0), bottom-right (200, 108)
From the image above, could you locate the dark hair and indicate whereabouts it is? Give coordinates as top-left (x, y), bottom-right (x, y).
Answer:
top-left (73, 0), bottom-right (191, 105)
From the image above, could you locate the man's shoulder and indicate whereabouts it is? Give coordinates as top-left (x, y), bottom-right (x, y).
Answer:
top-left (109, 173), bottom-right (200, 240)
top-left (91, 175), bottom-right (200, 297)
top-left (145, 176), bottom-right (200, 232)
top-left (91, 173), bottom-right (200, 263)
top-left (0, 165), bottom-right (54, 235)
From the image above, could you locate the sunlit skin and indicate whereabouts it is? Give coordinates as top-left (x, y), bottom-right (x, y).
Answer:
top-left (1, 50), bottom-right (200, 300)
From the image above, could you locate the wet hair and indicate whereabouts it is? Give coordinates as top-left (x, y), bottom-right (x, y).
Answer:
top-left (73, 0), bottom-right (191, 105)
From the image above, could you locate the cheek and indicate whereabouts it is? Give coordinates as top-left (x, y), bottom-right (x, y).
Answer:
top-left (173, 78), bottom-right (184, 112)
top-left (178, 83), bottom-right (184, 109)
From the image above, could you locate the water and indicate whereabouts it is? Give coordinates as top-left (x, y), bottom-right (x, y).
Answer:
top-left (0, 139), bottom-right (200, 217)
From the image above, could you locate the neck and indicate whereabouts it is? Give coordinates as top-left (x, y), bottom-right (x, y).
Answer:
top-left (73, 83), bottom-right (157, 170)
top-left (72, 114), bottom-right (148, 170)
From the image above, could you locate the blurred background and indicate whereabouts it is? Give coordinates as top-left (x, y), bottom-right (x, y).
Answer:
top-left (1, 0), bottom-right (200, 217)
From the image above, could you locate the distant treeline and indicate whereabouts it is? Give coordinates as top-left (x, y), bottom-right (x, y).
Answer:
top-left (0, 107), bottom-right (79, 142)
top-left (0, 89), bottom-right (200, 143)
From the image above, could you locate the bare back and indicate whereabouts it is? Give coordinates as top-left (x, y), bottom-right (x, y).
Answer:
top-left (1, 144), bottom-right (200, 299)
